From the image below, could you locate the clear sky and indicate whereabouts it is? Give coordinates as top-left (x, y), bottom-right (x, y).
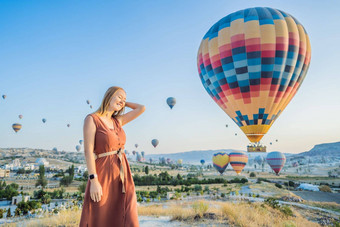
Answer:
top-left (1, 0), bottom-right (340, 155)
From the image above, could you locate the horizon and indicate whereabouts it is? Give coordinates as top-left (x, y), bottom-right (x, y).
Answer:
top-left (1, 1), bottom-right (340, 155)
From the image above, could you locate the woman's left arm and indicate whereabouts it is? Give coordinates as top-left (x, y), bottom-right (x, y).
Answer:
top-left (117, 102), bottom-right (145, 126)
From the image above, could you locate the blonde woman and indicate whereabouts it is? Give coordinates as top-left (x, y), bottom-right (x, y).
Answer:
top-left (80, 86), bottom-right (144, 227)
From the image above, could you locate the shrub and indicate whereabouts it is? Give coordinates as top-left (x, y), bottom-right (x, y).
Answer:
top-left (192, 201), bottom-right (209, 218)
top-left (275, 183), bottom-right (282, 189)
top-left (250, 172), bottom-right (256, 177)
top-left (265, 197), bottom-right (280, 209)
top-left (279, 205), bottom-right (294, 217)
top-left (319, 185), bottom-right (332, 192)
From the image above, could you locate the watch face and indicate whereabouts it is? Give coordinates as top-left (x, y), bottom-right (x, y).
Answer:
top-left (89, 174), bottom-right (94, 179)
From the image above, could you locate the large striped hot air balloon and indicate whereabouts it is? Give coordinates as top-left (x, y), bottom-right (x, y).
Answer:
top-left (197, 7), bottom-right (311, 144)
top-left (229, 151), bottom-right (248, 174)
top-left (12, 123), bottom-right (22, 133)
top-left (212, 152), bottom-right (229, 174)
top-left (266, 151), bottom-right (286, 175)
top-left (166, 97), bottom-right (176, 109)
top-left (151, 139), bottom-right (159, 148)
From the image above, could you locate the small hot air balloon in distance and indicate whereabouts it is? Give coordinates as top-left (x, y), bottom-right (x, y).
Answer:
top-left (67, 124), bottom-right (70, 127)
top-left (166, 158), bottom-right (171, 165)
top-left (235, 133), bottom-right (237, 136)
top-left (212, 152), bottom-right (229, 175)
top-left (197, 7), bottom-right (311, 144)
top-left (18, 115), bottom-right (23, 119)
top-left (2, 95), bottom-right (6, 99)
top-left (276, 139), bottom-right (279, 142)
top-left (136, 153), bottom-right (142, 162)
top-left (76, 145), bottom-right (81, 152)
top-left (52, 147), bottom-right (58, 152)
top-left (200, 159), bottom-right (205, 165)
top-left (125, 150), bottom-right (129, 155)
top-left (255, 155), bottom-right (265, 166)
top-left (12, 123), bottom-right (22, 133)
top-left (132, 150), bottom-right (136, 156)
top-left (42, 118), bottom-right (46, 123)
top-left (166, 97), bottom-right (176, 109)
top-left (151, 139), bottom-right (159, 148)
top-left (141, 151), bottom-right (145, 158)
top-left (79, 140), bottom-right (83, 145)
top-left (149, 158), bottom-right (153, 164)
top-left (177, 159), bottom-right (183, 165)
top-left (226, 124), bottom-right (228, 128)
top-left (90, 105), bottom-right (93, 109)
top-left (135, 144), bottom-right (138, 148)
top-left (229, 151), bottom-right (248, 175)
top-left (159, 157), bottom-right (166, 164)
top-left (270, 142), bottom-right (272, 145)
top-left (266, 152), bottom-right (286, 175)
top-left (86, 100), bottom-right (90, 105)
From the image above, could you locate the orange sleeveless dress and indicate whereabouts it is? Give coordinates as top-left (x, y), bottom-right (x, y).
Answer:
top-left (79, 114), bottom-right (139, 227)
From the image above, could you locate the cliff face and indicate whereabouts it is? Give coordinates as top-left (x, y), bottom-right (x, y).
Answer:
top-left (298, 141), bottom-right (340, 157)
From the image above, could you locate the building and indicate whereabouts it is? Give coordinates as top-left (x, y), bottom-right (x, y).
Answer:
top-left (12, 195), bottom-right (30, 205)
top-left (0, 169), bottom-right (10, 178)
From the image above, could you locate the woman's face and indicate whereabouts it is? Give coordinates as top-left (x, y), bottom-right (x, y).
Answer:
top-left (109, 89), bottom-right (126, 112)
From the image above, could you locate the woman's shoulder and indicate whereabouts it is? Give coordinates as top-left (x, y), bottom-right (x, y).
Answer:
top-left (84, 113), bottom-right (98, 123)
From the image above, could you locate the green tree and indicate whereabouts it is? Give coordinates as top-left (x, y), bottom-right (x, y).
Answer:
top-left (6, 207), bottom-right (12, 218)
top-left (78, 181), bottom-right (87, 193)
top-left (36, 165), bottom-right (47, 188)
top-left (0, 208), bottom-right (4, 219)
top-left (176, 174), bottom-right (182, 180)
top-left (145, 166), bottom-right (149, 175)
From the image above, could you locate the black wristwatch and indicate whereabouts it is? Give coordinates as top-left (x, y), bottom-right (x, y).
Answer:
top-left (89, 174), bottom-right (98, 180)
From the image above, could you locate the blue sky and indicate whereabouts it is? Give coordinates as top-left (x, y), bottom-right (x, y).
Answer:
top-left (1, 0), bottom-right (340, 155)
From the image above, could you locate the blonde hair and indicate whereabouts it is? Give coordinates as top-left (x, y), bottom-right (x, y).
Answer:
top-left (95, 86), bottom-right (125, 118)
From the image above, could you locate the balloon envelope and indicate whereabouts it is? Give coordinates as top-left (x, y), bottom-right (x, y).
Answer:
top-left (132, 151), bottom-right (136, 155)
top-left (151, 139), bottom-right (159, 148)
top-left (200, 159), bottom-right (205, 165)
top-left (86, 100), bottom-right (90, 105)
top-left (197, 7), bottom-right (311, 143)
top-left (166, 97), bottom-right (176, 109)
top-left (136, 153), bottom-right (142, 162)
top-left (177, 159), bottom-right (183, 165)
top-left (266, 151), bottom-right (286, 175)
top-left (12, 123), bottom-right (22, 133)
top-left (135, 144), bottom-right (138, 148)
top-left (67, 124), bottom-right (70, 127)
top-left (52, 147), bottom-right (58, 152)
top-left (229, 151), bottom-right (248, 174)
top-left (255, 155), bottom-right (264, 165)
top-left (42, 118), bottom-right (46, 123)
top-left (79, 140), bottom-right (83, 145)
top-left (212, 152), bottom-right (229, 174)
top-left (19, 115), bottom-right (23, 119)
top-left (76, 145), bottom-right (81, 152)
top-left (2, 95), bottom-right (6, 99)
top-left (141, 151), bottom-right (145, 158)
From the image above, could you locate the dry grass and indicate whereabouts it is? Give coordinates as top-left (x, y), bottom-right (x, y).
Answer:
top-left (2, 208), bottom-right (82, 227)
top-left (303, 201), bottom-right (340, 213)
top-left (249, 182), bottom-right (295, 198)
top-left (220, 202), bottom-right (320, 227)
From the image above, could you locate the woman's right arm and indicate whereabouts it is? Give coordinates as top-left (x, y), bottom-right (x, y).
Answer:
top-left (83, 115), bottom-right (103, 202)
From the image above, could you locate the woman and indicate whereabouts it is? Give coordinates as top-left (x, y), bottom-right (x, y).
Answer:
top-left (79, 86), bottom-right (145, 227)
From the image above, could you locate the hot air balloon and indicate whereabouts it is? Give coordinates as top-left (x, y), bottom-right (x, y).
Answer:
top-left (67, 124), bottom-right (70, 127)
top-left (79, 140), bottom-right (83, 145)
top-left (86, 100), bottom-right (90, 105)
top-left (212, 152), bottom-right (229, 174)
top-left (200, 159), bottom-right (205, 165)
top-left (132, 150), bottom-right (136, 156)
top-left (276, 139), bottom-right (278, 142)
top-left (12, 123), bottom-right (22, 133)
top-left (266, 151), bottom-right (286, 175)
top-left (141, 151), bottom-right (145, 158)
top-left (136, 153), bottom-right (142, 162)
top-left (166, 158), bottom-right (171, 165)
top-left (226, 124), bottom-right (228, 128)
top-left (90, 105), bottom-right (93, 109)
top-left (254, 155), bottom-right (264, 165)
top-left (42, 118), bottom-right (46, 123)
top-left (149, 158), bottom-right (153, 163)
top-left (177, 159), bottom-right (183, 165)
top-left (159, 157), bottom-right (166, 164)
top-left (135, 144), bottom-right (138, 148)
top-left (166, 97), bottom-right (176, 109)
top-left (76, 145), bottom-right (81, 152)
top-left (52, 147), bottom-right (58, 152)
top-left (18, 115), bottom-right (23, 119)
top-left (235, 133), bottom-right (237, 136)
top-left (197, 7), bottom-right (311, 145)
top-left (270, 142), bottom-right (272, 145)
top-left (2, 95), bottom-right (6, 99)
top-left (125, 150), bottom-right (129, 155)
top-left (229, 151), bottom-right (248, 174)
top-left (151, 139), bottom-right (159, 148)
